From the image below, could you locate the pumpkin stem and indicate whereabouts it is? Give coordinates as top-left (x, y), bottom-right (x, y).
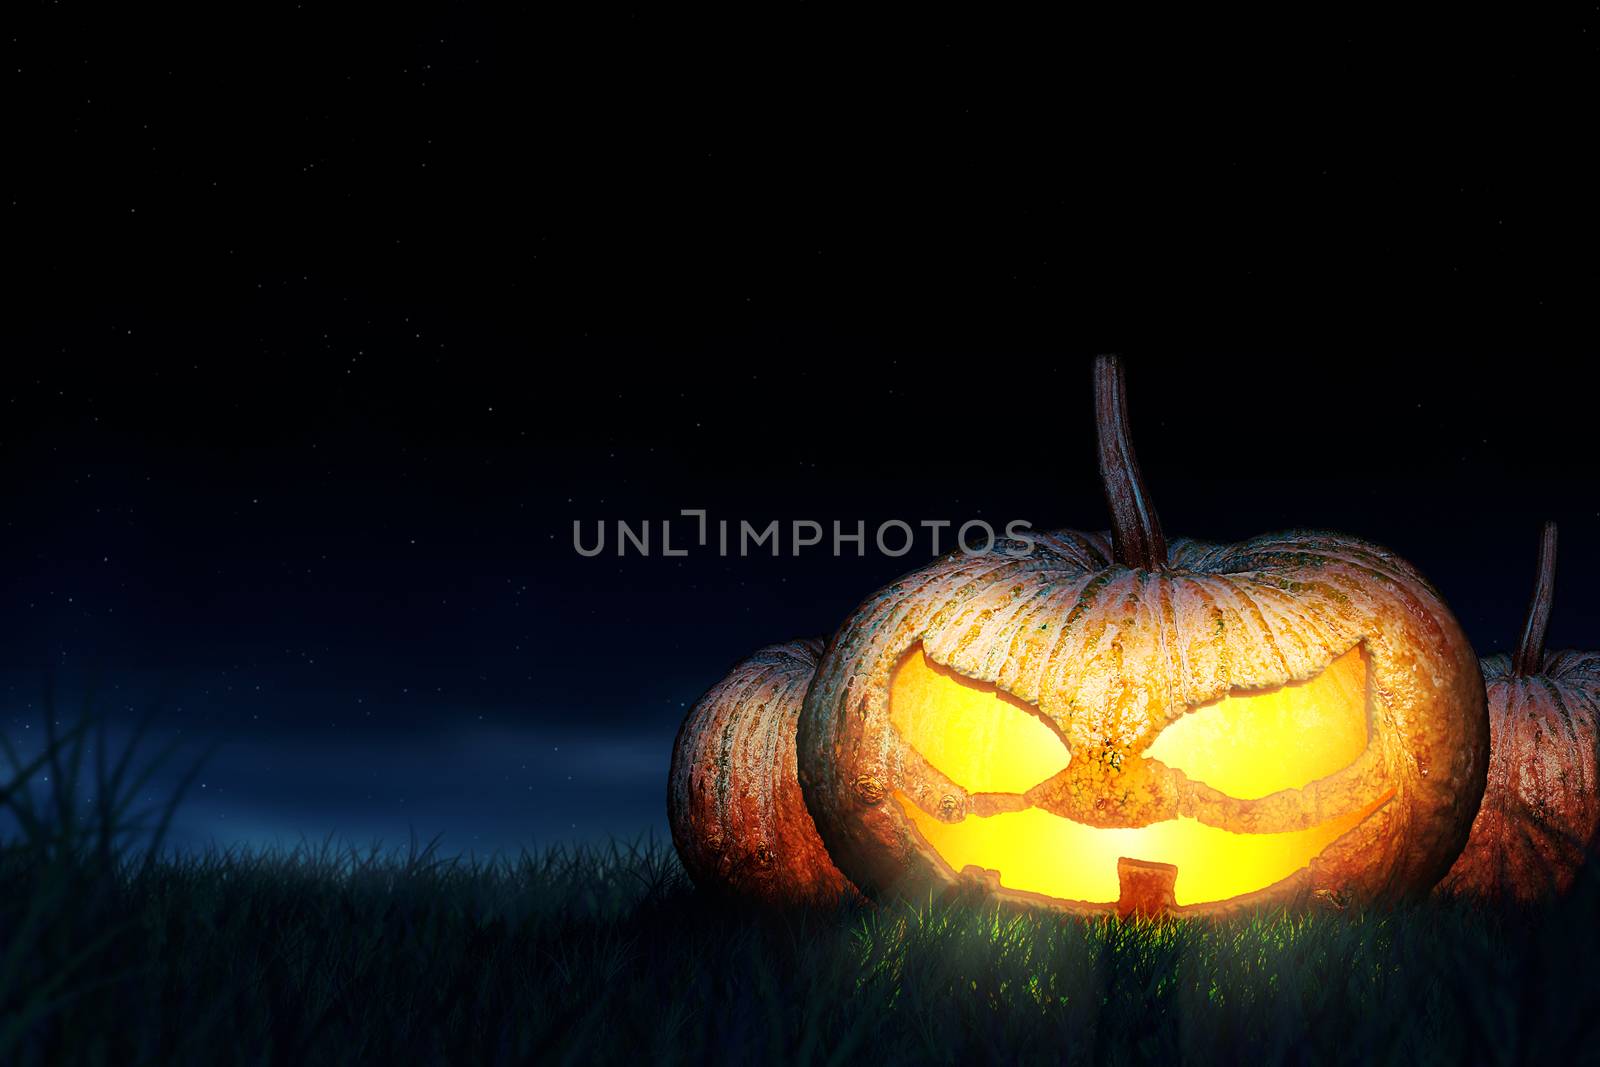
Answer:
top-left (1512, 521), bottom-right (1558, 677)
top-left (1094, 354), bottom-right (1168, 571)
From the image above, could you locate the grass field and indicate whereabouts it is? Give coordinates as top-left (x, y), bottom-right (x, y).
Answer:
top-left (4, 718), bottom-right (1600, 1065)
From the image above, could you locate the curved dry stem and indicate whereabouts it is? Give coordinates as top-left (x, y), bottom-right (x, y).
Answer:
top-left (1093, 354), bottom-right (1167, 571)
top-left (1513, 521), bottom-right (1558, 677)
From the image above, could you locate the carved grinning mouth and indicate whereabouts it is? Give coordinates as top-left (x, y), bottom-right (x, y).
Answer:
top-left (887, 643), bottom-right (1396, 908)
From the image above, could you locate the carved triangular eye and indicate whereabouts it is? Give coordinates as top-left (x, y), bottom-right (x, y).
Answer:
top-left (888, 646), bottom-right (1069, 795)
top-left (1144, 645), bottom-right (1370, 799)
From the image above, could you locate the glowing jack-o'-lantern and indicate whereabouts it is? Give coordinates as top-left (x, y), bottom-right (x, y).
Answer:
top-left (1436, 523), bottom-right (1600, 903)
top-left (796, 356), bottom-right (1488, 917)
top-left (668, 639), bottom-right (856, 905)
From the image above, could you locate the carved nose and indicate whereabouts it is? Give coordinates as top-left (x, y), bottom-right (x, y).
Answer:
top-left (1116, 858), bottom-right (1178, 919)
top-left (1024, 756), bottom-right (1182, 827)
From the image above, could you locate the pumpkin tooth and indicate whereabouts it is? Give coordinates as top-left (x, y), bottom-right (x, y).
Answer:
top-left (1116, 859), bottom-right (1178, 919)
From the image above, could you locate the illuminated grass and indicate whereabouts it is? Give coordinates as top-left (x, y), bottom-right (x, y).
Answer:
top-left (3, 716), bottom-right (1599, 1064)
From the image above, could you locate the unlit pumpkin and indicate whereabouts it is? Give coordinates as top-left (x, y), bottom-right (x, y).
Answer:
top-left (668, 639), bottom-right (856, 904)
top-left (797, 355), bottom-right (1488, 917)
top-left (1436, 522), bottom-right (1600, 903)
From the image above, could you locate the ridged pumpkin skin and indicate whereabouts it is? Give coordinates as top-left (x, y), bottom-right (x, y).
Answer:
top-left (668, 639), bottom-right (855, 905)
top-left (1435, 652), bottom-right (1600, 902)
top-left (796, 529), bottom-right (1488, 916)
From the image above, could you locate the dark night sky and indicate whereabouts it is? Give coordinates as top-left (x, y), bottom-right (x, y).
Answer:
top-left (4, 8), bottom-right (1594, 855)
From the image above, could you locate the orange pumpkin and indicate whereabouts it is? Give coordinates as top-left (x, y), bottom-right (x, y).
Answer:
top-left (668, 639), bottom-right (856, 904)
top-left (1436, 523), bottom-right (1600, 902)
top-left (797, 355), bottom-right (1488, 917)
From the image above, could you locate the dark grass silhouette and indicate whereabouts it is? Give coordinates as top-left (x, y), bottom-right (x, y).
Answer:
top-left (4, 714), bottom-right (1600, 1065)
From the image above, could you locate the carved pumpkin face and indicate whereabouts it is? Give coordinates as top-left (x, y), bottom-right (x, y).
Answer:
top-left (1437, 524), bottom-right (1600, 903)
top-left (796, 357), bottom-right (1487, 916)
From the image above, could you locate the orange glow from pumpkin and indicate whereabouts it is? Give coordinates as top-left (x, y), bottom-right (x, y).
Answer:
top-left (888, 645), bottom-right (1378, 906)
top-left (1145, 645), bottom-right (1369, 799)
top-left (887, 648), bottom-right (1070, 794)
top-left (897, 791), bottom-right (1383, 906)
